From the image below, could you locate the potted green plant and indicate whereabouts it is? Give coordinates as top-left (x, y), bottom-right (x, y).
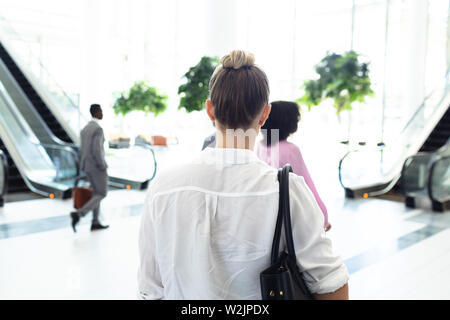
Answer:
top-left (178, 56), bottom-right (219, 112)
top-left (297, 51), bottom-right (374, 144)
top-left (112, 81), bottom-right (168, 147)
top-left (113, 81), bottom-right (167, 116)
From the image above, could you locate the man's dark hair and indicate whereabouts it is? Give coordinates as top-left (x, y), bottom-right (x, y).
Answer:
top-left (261, 101), bottom-right (301, 145)
top-left (90, 104), bottom-right (102, 117)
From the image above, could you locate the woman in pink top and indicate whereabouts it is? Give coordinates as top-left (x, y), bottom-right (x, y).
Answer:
top-left (257, 101), bottom-right (331, 231)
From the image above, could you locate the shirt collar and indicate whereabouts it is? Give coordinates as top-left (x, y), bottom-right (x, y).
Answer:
top-left (198, 147), bottom-right (260, 165)
top-left (91, 118), bottom-right (102, 127)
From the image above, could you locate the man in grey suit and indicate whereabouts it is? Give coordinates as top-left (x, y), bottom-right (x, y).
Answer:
top-left (71, 104), bottom-right (109, 232)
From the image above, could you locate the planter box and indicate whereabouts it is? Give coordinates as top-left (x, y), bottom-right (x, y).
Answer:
top-left (151, 136), bottom-right (167, 146)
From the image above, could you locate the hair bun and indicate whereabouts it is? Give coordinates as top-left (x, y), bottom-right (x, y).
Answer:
top-left (221, 50), bottom-right (255, 69)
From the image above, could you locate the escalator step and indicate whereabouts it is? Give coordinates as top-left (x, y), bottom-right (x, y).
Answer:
top-left (36, 107), bottom-right (51, 113)
top-left (7, 187), bottom-right (29, 193)
top-left (9, 175), bottom-right (24, 182)
top-left (5, 63), bottom-right (17, 70)
top-left (7, 178), bottom-right (25, 185)
top-left (42, 114), bottom-right (54, 120)
top-left (427, 136), bottom-right (449, 143)
top-left (433, 130), bottom-right (450, 136)
top-left (8, 163), bottom-right (19, 171)
top-left (436, 122), bottom-right (450, 128)
top-left (421, 147), bottom-right (437, 152)
top-left (38, 111), bottom-right (53, 118)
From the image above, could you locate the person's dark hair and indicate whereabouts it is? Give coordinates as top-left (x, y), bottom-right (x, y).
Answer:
top-left (209, 50), bottom-right (269, 129)
top-left (90, 104), bottom-right (102, 117)
top-left (261, 101), bottom-right (301, 145)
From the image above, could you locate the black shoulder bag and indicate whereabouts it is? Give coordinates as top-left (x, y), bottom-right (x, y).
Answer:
top-left (260, 164), bottom-right (314, 300)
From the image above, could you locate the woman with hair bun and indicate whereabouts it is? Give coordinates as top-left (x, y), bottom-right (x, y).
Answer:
top-left (138, 50), bottom-right (348, 300)
top-left (257, 101), bottom-right (331, 231)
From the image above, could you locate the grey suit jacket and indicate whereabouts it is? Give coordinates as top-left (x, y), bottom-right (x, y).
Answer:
top-left (80, 120), bottom-right (107, 173)
top-left (202, 132), bottom-right (216, 150)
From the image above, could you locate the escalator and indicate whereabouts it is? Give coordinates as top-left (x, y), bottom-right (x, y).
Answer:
top-left (0, 81), bottom-right (78, 199)
top-left (0, 139), bottom-right (26, 194)
top-left (402, 142), bottom-right (450, 212)
top-left (428, 149), bottom-right (450, 211)
top-left (419, 107), bottom-right (450, 152)
top-left (0, 42), bottom-right (71, 144)
top-left (339, 79), bottom-right (450, 200)
top-left (0, 15), bottom-right (157, 192)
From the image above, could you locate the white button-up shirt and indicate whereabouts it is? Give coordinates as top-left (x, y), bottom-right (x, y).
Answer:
top-left (138, 147), bottom-right (348, 299)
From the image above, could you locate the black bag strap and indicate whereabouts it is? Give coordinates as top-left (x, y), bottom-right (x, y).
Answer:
top-left (270, 169), bottom-right (284, 264)
top-left (270, 164), bottom-right (297, 264)
top-left (281, 165), bottom-right (297, 263)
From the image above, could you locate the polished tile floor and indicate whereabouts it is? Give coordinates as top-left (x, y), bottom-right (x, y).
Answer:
top-left (1, 187), bottom-right (449, 299)
top-left (0, 142), bottom-right (449, 300)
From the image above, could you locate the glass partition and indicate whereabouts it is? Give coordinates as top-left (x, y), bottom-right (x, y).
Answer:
top-left (43, 144), bottom-right (79, 182)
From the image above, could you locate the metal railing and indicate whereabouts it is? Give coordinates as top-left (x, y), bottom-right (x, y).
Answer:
top-left (106, 143), bottom-right (158, 190)
top-left (139, 144), bottom-right (157, 183)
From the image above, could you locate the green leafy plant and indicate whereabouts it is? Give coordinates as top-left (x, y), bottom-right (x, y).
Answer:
top-left (297, 51), bottom-right (374, 117)
top-left (178, 56), bottom-right (219, 112)
top-left (113, 81), bottom-right (167, 116)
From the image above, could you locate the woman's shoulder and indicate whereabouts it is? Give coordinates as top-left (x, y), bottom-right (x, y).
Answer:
top-left (279, 140), bottom-right (301, 154)
top-left (287, 172), bottom-right (314, 202)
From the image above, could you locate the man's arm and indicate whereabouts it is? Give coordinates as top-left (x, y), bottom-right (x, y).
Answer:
top-left (91, 128), bottom-right (107, 171)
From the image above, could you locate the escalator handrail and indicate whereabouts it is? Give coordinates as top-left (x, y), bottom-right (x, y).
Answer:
top-left (339, 147), bottom-right (404, 196)
top-left (428, 154), bottom-right (450, 203)
top-left (0, 149), bottom-right (8, 197)
top-left (338, 149), bottom-right (358, 190)
top-left (136, 144), bottom-right (157, 183)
